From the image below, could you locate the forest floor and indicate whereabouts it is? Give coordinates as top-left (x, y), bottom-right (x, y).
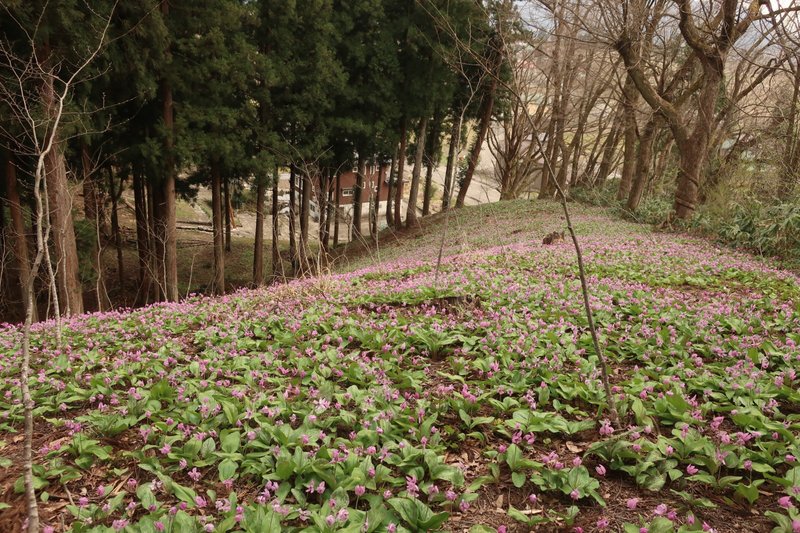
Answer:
top-left (1, 200), bottom-right (799, 532)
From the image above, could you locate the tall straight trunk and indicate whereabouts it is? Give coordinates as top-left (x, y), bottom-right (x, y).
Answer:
top-left (107, 168), bottom-right (124, 291)
top-left (42, 75), bottom-right (83, 315)
top-left (82, 143), bottom-right (106, 311)
top-left (132, 168), bottom-right (151, 303)
top-left (324, 171), bottom-right (334, 250)
top-left (253, 177), bottom-right (266, 286)
top-left (210, 159), bottom-right (224, 295)
top-left (146, 174), bottom-right (160, 301)
top-left (4, 151), bottom-right (37, 321)
top-left (386, 148), bottom-right (397, 225)
top-left (224, 176), bottom-right (232, 252)
top-left (159, 0), bottom-right (178, 302)
top-left (456, 80), bottom-right (497, 208)
top-left (627, 116), bottom-right (660, 211)
top-left (373, 163), bottom-right (383, 238)
top-left (442, 111), bottom-right (461, 210)
top-left (271, 166), bottom-right (282, 279)
top-left (288, 166), bottom-right (297, 273)
top-left (333, 171), bottom-right (341, 246)
top-left (394, 121), bottom-right (408, 227)
top-left (319, 170), bottom-right (329, 249)
top-left (422, 112), bottom-right (441, 216)
top-left (352, 156), bottom-right (366, 240)
top-left (406, 116), bottom-right (428, 226)
top-left (616, 77), bottom-right (639, 201)
top-left (299, 169), bottom-right (311, 273)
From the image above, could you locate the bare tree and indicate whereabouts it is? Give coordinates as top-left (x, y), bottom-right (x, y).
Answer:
top-left (0, 4), bottom-right (114, 529)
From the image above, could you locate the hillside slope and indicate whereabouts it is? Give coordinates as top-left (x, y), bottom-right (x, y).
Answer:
top-left (1, 200), bottom-right (800, 533)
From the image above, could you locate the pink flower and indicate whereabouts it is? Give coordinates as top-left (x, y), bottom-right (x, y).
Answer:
top-left (597, 517), bottom-right (609, 530)
top-left (195, 496), bottom-right (207, 508)
top-left (154, 522), bottom-right (165, 532)
top-left (595, 464), bottom-right (606, 476)
top-left (354, 485), bottom-right (365, 497)
top-left (686, 464), bottom-right (698, 475)
top-left (570, 489), bottom-right (580, 500)
top-left (779, 496), bottom-right (794, 509)
top-left (160, 443), bottom-right (171, 455)
top-left (654, 503), bottom-right (667, 516)
top-left (572, 457), bottom-right (582, 467)
top-left (188, 468), bottom-right (202, 481)
top-left (626, 498), bottom-right (639, 510)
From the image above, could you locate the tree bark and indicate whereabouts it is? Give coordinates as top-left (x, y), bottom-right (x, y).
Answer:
top-left (159, 0), bottom-right (178, 302)
top-left (442, 111), bottom-right (461, 210)
top-left (394, 121), bottom-right (408, 226)
top-left (627, 116), bottom-right (660, 211)
top-left (288, 166), bottom-right (297, 273)
top-left (780, 62), bottom-right (800, 199)
top-left (107, 167), bottom-right (124, 292)
top-left (616, 77), bottom-right (639, 201)
top-left (456, 80), bottom-right (496, 208)
top-left (44, 76), bottom-right (83, 316)
top-left (299, 167), bottom-right (311, 273)
top-left (224, 176), bottom-right (232, 252)
top-left (423, 113), bottom-right (441, 216)
top-left (271, 166), bottom-right (282, 279)
top-left (211, 159), bottom-right (225, 295)
top-left (352, 156), bottom-right (365, 240)
top-left (81, 143), bottom-right (106, 312)
top-left (253, 176), bottom-right (266, 286)
top-left (4, 151), bottom-right (36, 321)
top-left (386, 147), bottom-right (397, 225)
top-left (373, 163), bottom-right (384, 238)
top-left (132, 167), bottom-right (152, 304)
top-left (333, 170), bottom-right (341, 246)
top-left (406, 116), bottom-right (428, 226)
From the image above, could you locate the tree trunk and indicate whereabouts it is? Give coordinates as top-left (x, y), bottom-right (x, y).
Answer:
top-left (780, 62), bottom-right (800, 199)
top-left (386, 147), bottom-right (397, 225)
top-left (210, 159), bottom-right (224, 295)
top-left (132, 167), bottom-right (152, 304)
top-left (288, 166), bottom-right (297, 273)
top-left (159, 0), bottom-right (178, 302)
top-left (224, 176), bottom-right (232, 252)
top-left (253, 176), bottom-right (265, 286)
top-left (107, 168), bottom-right (124, 293)
top-left (324, 171), bottom-right (334, 250)
top-left (43, 78), bottom-right (83, 316)
top-left (4, 151), bottom-right (37, 321)
top-left (627, 116), bottom-right (660, 211)
top-left (299, 168), bottom-right (311, 273)
top-left (423, 112), bottom-right (441, 216)
top-left (616, 77), bottom-right (639, 201)
top-left (373, 163), bottom-right (383, 238)
top-left (82, 143), bottom-right (106, 312)
top-left (594, 118), bottom-right (622, 186)
top-left (394, 121), bottom-right (408, 227)
top-left (672, 65), bottom-right (721, 220)
top-left (271, 166), bottom-right (282, 279)
top-left (442, 111), bottom-right (461, 210)
top-left (456, 80), bottom-right (496, 208)
top-left (352, 156), bottom-right (365, 241)
top-left (333, 171), bottom-right (341, 246)
top-left (406, 116), bottom-right (428, 226)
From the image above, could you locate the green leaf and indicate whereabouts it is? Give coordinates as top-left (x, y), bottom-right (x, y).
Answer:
top-left (220, 431), bottom-right (240, 454)
top-left (511, 471), bottom-right (527, 488)
top-left (219, 459), bottom-right (237, 481)
top-left (506, 444), bottom-right (523, 472)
